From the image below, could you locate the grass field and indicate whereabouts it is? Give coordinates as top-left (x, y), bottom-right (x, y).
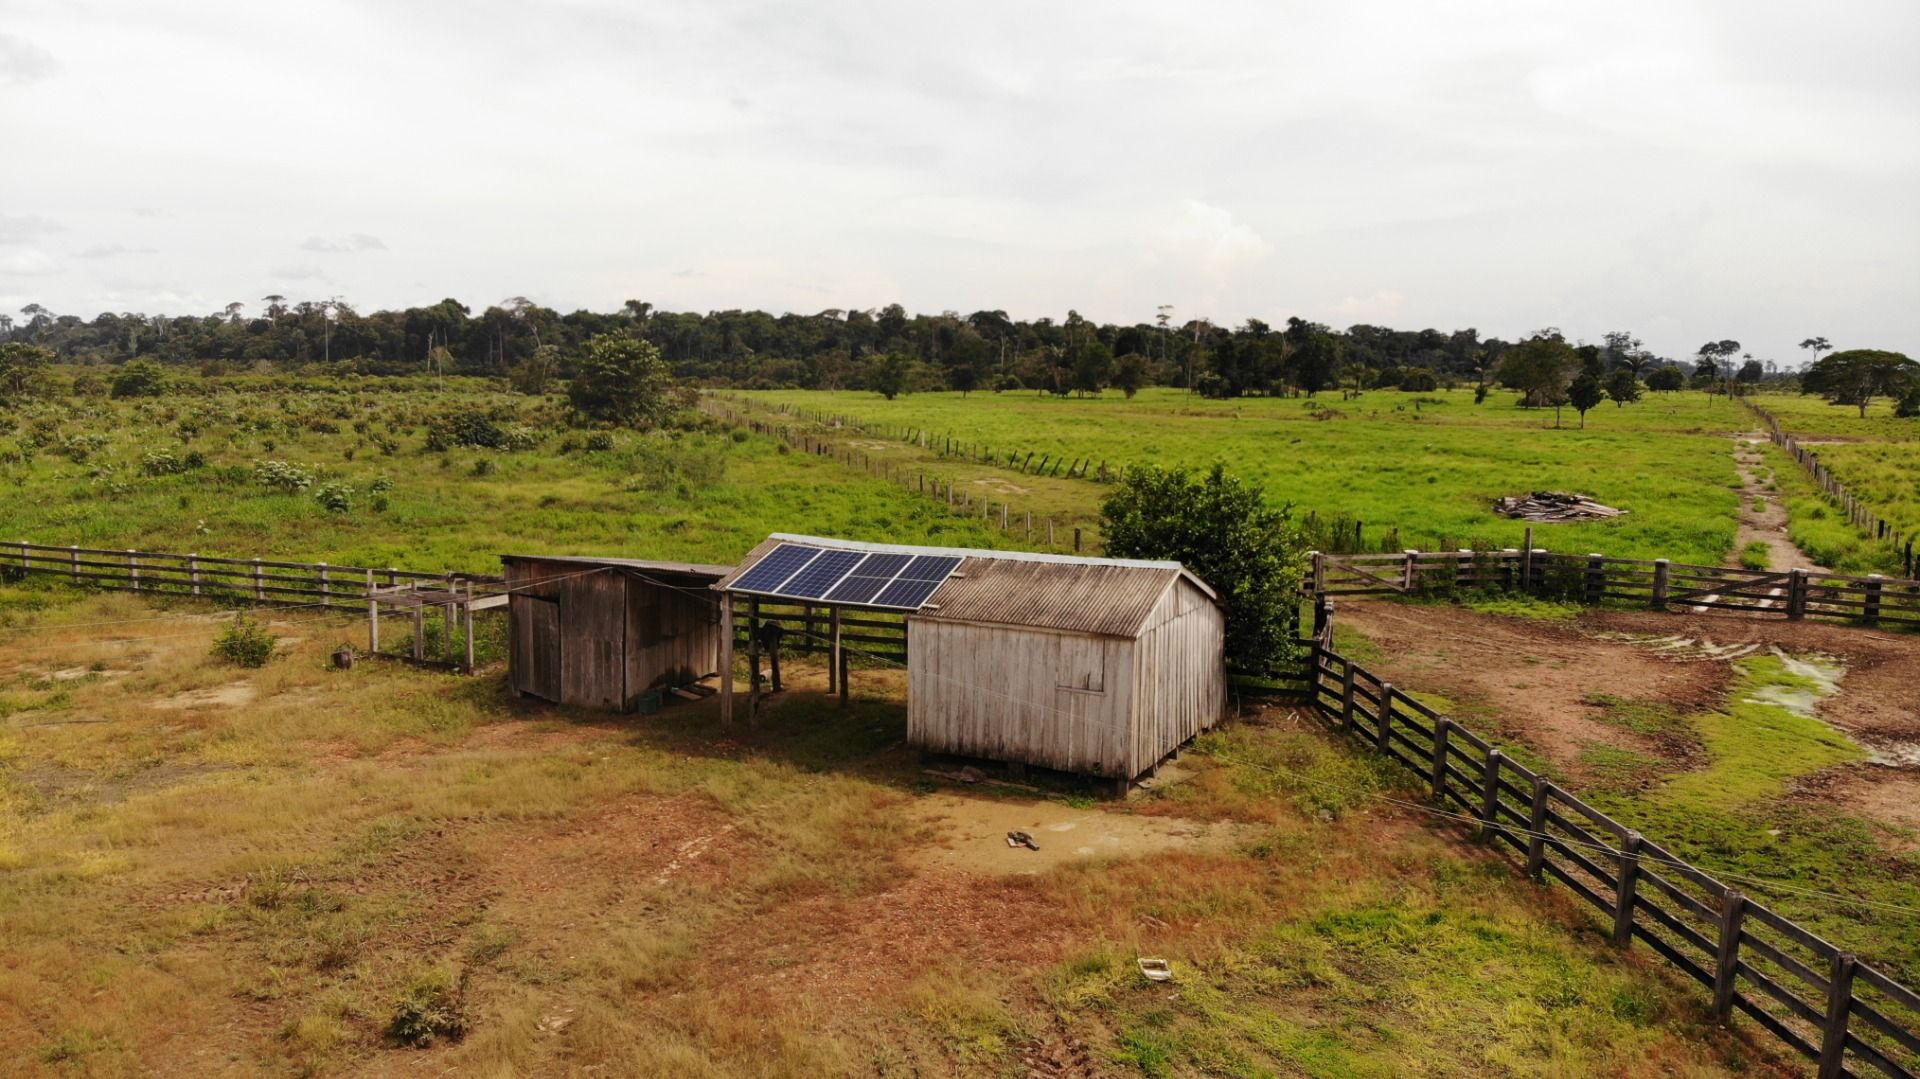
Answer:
top-left (0, 585), bottom-right (1802, 1076)
top-left (741, 387), bottom-right (1766, 567)
top-left (0, 376), bottom-right (1020, 573)
top-left (1747, 392), bottom-right (1920, 561)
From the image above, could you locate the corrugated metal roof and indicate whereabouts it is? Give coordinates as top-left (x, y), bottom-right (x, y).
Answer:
top-left (713, 533), bottom-right (1217, 638)
top-left (501, 554), bottom-right (733, 581)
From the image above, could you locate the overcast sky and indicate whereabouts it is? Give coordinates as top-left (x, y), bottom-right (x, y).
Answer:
top-left (2, 0), bottom-right (1915, 362)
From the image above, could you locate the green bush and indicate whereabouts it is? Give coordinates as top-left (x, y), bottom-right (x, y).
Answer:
top-left (253, 459), bottom-right (315, 493)
top-left (314, 482), bottom-right (354, 513)
top-left (386, 967), bottom-right (466, 1047)
top-left (211, 615), bottom-right (276, 668)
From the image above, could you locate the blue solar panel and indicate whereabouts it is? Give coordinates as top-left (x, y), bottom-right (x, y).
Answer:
top-left (775, 550), bottom-right (864, 599)
top-left (897, 555), bottom-right (962, 581)
top-left (823, 574), bottom-right (888, 604)
top-left (853, 553), bottom-right (914, 579)
top-left (873, 576), bottom-right (946, 609)
top-left (730, 543), bottom-right (821, 593)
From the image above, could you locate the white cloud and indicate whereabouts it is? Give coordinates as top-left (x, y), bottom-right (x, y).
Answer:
top-left (0, 248), bottom-right (57, 276)
top-left (0, 33), bottom-right (58, 85)
top-left (0, 215), bottom-right (64, 244)
top-left (299, 233), bottom-right (388, 253)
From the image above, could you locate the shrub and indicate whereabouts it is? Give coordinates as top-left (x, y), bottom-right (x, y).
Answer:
top-left (423, 408), bottom-right (506, 451)
top-left (139, 450), bottom-right (191, 476)
top-left (369, 475), bottom-right (394, 494)
top-left (253, 459), bottom-right (315, 493)
top-left (314, 482), bottom-right (354, 513)
top-left (386, 967), bottom-right (467, 1047)
top-left (498, 425), bottom-right (543, 451)
top-left (583, 431), bottom-right (614, 452)
top-left (212, 615), bottom-right (276, 668)
top-left (109, 359), bottom-right (168, 398)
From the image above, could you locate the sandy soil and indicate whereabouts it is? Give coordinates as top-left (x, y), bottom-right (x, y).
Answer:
top-left (1732, 432), bottom-right (1829, 572)
top-left (907, 792), bottom-right (1247, 876)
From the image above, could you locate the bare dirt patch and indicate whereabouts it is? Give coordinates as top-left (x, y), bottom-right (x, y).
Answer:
top-left (907, 793), bottom-right (1247, 876)
top-left (1733, 433), bottom-right (1827, 572)
top-left (151, 680), bottom-right (257, 710)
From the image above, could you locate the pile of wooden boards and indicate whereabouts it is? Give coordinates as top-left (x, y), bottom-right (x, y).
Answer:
top-left (1493, 491), bottom-right (1626, 521)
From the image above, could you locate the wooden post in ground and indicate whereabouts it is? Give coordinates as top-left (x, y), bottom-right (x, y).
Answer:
top-left (1402, 549), bottom-right (1419, 592)
top-left (1585, 553), bottom-right (1605, 606)
top-left (1612, 831), bottom-right (1643, 948)
top-left (1375, 683), bottom-right (1393, 751)
top-left (1863, 574), bottom-right (1884, 625)
top-left (369, 596), bottom-right (381, 653)
top-left (1430, 718), bottom-right (1450, 802)
top-left (1479, 751), bottom-right (1504, 840)
top-left (1074, 528), bottom-right (1082, 552)
top-left (719, 598), bottom-right (735, 727)
top-left (252, 558), bottom-right (265, 601)
top-left (411, 589), bottom-right (425, 660)
top-left (826, 607), bottom-right (839, 694)
top-left (71, 545), bottom-right (81, 583)
top-left (127, 549), bottom-right (139, 592)
top-left (1787, 568), bottom-right (1809, 620)
top-left (747, 597), bottom-right (761, 726)
top-left (1711, 889), bottom-right (1746, 1021)
top-left (1526, 777), bottom-right (1551, 881)
top-left (462, 581), bottom-right (475, 673)
top-left (1818, 952), bottom-right (1857, 1079)
top-left (188, 552), bottom-right (201, 595)
top-left (1651, 559), bottom-right (1669, 609)
top-left (318, 562), bottom-right (330, 608)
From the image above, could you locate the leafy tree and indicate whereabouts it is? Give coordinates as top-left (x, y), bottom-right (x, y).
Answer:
top-left (1736, 358), bottom-right (1764, 385)
top-left (869, 352), bottom-right (911, 400)
top-left (1100, 463), bottom-right (1306, 675)
top-left (509, 343), bottom-right (558, 395)
top-left (0, 342), bottom-right (54, 405)
top-left (1605, 367), bottom-right (1642, 407)
top-left (566, 334), bottom-right (677, 428)
top-left (1111, 353), bottom-right (1148, 398)
top-left (1068, 338), bottom-right (1113, 396)
top-left (1646, 365), bottom-right (1686, 393)
top-left (1494, 330), bottom-right (1578, 424)
top-left (1801, 349), bottom-right (1920, 418)
top-left (1799, 337), bottom-right (1831, 361)
top-left (1567, 372), bottom-right (1604, 428)
top-left (1896, 385), bottom-right (1920, 419)
top-left (1289, 325), bottom-right (1343, 396)
top-left (110, 359), bottom-right (168, 398)
top-left (948, 363), bottom-right (978, 397)
top-left (1399, 368), bottom-right (1438, 392)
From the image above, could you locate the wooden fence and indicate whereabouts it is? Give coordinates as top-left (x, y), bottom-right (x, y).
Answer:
top-left (1745, 400), bottom-right (1917, 578)
top-left (0, 541), bottom-right (507, 670)
top-left (1309, 549), bottom-right (1920, 629)
top-left (1303, 605), bottom-right (1920, 1078)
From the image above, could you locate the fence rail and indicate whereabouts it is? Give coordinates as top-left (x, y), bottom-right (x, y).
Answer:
top-left (1310, 548), bottom-right (1920, 628)
top-left (1303, 603), bottom-right (1919, 1078)
top-left (1745, 399), bottom-right (1917, 578)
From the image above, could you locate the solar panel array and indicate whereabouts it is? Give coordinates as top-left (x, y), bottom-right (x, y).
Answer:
top-left (727, 543), bottom-right (961, 610)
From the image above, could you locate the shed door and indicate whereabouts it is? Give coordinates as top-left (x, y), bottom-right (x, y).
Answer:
top-left (517, 596), bottom-right (561, 702)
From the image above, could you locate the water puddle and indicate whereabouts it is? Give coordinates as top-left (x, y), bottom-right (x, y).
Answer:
top-left (1593, 632), bottom-right (1763, 662)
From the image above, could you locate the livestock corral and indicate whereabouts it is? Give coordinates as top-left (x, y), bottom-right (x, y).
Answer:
top-left (2, 374), bottom-right (1918, 1077)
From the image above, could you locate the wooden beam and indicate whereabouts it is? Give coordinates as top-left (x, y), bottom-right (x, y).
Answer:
top-left (719, 598), bottom-right (735, 727)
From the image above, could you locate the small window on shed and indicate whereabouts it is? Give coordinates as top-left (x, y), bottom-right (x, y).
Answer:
top-left (1056, 637), bottom-right (1105, 693)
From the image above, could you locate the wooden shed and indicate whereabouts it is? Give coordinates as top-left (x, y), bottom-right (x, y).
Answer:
top-left (714, 535), bottom-right (1226, 783)
top-left (501, 554), bottom-right (730, 711)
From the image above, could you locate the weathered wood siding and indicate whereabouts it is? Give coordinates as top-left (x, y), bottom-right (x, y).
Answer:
top-left (505, 557), bottom-right (722, 711)
top-left (623, 576), bottom-right (720, 705)
top-left (907, 619), bottom-right (1134, 775)
top-left (906, 576), bottom-right (1224, 779)
top-left (1129, 577), bottom-right (1226, 774)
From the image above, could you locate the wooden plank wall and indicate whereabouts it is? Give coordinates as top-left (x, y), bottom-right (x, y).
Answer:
top-left (624, 574), bottom-right (720, 702)
top-left (1130, 578), bottom-right (1228, 777)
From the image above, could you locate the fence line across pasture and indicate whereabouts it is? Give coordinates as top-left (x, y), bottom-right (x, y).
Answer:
top-left (1307, 547), bottom-right (1920, 629)
top-left (1301, 600), bottom-right (1920, 1078)
top-left (1743, 399), bottom-right (1917, 579)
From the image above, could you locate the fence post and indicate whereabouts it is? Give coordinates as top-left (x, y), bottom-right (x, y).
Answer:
top-left (70, 545), bottom-right (80, 583)
top-left (127, 549), bottom-right (139, 591)
top-left (1818, 952), bottom-right (1857, 1079)
top-left (1651, 558), bottom-right (1669, 609)
top-left (317, 562), bottom-right (330, 608)
top-left (1310, 550), bottom-right (1326, 594)
top-left (1457, 548), bottom-right (1474, 591)
top-left (1863, 574), bottom-right (1883, 625)
top-left (1526, 777), bottom-right (1550, 881)
top-left (1712, 888), bottom-right (1746, 1021)
top-left (1431, 717), bottom-right (1450, 802)
top-left (1585, 553), bottom-right (1605, 606)
top-left (1074, 527), bottom-right (1082, 553)
top-left (188, 552), bottom-right (200, 595)
top-left (1612, 831), bottom-right (1643, 948)
top-left (1402, 549), bottom-right (1419, 592)
top-left (462, 580), bottom-right (475, 673)
top-left (1787, 568), bottom-right (1809, 620)
top-left (1340, 661), bottom-right (1355, 732)
top-left (1376, 683), bottom-right (1393, 751)
top-left (252, 558), bottom-right (264, 601)
top-left (1479, 750), bottom-right (1503, 840)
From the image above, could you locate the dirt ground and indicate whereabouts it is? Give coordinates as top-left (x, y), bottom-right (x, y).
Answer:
top-left (1733, 432), bottom-right (1829, 572)
top-left (1333, 599), bottom-right (1920, 831)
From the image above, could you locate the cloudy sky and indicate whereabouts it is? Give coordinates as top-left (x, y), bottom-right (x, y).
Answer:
top-left (2, 0), bottom-right (1915, 361)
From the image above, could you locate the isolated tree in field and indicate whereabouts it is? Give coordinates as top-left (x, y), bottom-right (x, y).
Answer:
top-left (869, 352), bottom-right (911, 400)
top-left (1567, 371), bottom-right (1604, 428)
top-left (1100, 463), bottom-right (1305, 674)
top-left (1495, 330), bottom-right (1578, 424)
top-left (0, 342), bottom-right (54, 405)
top-left (948, 363), bottom-right (979, 397)
top-left (1605, 367), bottom-right (1642, 407)
top-left (1646, 365), bottom-right (1686, 393)
top-left (1801, 349), bottom-right (1919, 418)
top-left (1111, 352), bottom-right (1148, 398)
top-left (1737, 358), bottom-right (1764, 385)
top-left (110, 359), bottom-right (167, 398)
top-left (1068, 338), bottom-right (1114, 396)
top-left (1799, 337), bottom-right (1832, 362)
top-left (567, 334), bottom-right (676, 428)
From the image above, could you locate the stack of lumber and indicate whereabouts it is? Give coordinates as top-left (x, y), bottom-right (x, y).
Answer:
top-left (1493, 491), bottom-right (1625, 521)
